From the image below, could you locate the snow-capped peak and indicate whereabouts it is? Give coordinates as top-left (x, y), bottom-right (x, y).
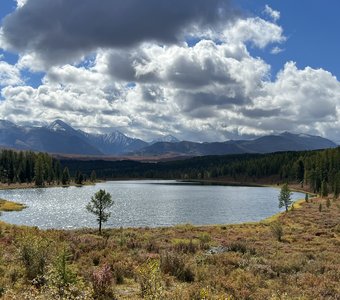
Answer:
top-left (46, 120), bottom-right (75, 132)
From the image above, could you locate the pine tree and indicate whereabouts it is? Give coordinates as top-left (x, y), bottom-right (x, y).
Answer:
top-left (90, 170), bottom-right (97, 183)
top-left (278, 183), bottom-right (293, 212)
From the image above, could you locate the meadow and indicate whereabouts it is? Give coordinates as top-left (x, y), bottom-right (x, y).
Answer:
top-left (0, 191), bottom-right (339, 299)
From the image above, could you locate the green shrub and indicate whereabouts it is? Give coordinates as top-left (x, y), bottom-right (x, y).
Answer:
top-left (48, 246), bottom-right (77, 295)
top-left (18, 235), bottom-right (50, 284)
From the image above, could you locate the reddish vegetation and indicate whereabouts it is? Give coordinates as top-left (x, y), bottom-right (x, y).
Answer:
top-left (0, 193), bottom-right (339, 299)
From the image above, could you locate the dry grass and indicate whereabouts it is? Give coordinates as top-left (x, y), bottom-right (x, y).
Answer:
top-left (0, 199), bottom-right (26, 211)
top-left (0, 195), bottom-right (339, 299)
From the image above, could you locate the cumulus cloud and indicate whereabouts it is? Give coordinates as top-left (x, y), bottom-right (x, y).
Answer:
top-left (1, 0), bottom-right (236, 67)
top-left (224, 17), bottom-right (285, 48)
top-left (0, 61), bottom-right (22, 86)
top-left (0, 1), bottom-right (339, 143)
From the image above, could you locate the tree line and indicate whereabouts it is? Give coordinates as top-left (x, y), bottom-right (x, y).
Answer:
top-left (0, 149), bottom-right (96, 187)
top-left (62, 147), bottom-right (340, 195)
top-left (1, 147), bottom-right (339, 195)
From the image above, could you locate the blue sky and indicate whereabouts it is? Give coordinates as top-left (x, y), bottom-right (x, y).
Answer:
top-left (246, 1), bottom-right (340, 79)
top-left (0, 0), bottom-right (339, 142)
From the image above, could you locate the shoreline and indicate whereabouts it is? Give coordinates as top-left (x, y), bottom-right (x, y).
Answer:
top-left (0, 180), bottom-right (99, 191)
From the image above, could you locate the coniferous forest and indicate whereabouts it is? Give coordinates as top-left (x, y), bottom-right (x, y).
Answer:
top-left (0, 147), bottom-right (339, 194)
top-left (62, 147), bottom-right (340, 194)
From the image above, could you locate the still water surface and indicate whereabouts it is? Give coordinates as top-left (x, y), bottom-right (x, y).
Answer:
top-left (0, 180), bottom-right (304, 229)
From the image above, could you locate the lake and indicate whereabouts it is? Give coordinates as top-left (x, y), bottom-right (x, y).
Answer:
top-left (0, 180), bottom-right (305, 229)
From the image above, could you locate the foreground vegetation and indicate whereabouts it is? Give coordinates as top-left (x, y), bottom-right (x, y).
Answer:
top-left (0, 193), bottom-right (339, 299)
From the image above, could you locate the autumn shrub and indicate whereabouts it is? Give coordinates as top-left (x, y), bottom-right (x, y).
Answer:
top-left (146, 239), bottom-right (160, 253)
top-left (226, 242), bottom-right (256, 255)
top-left (270, 221), bottom-right (284, 242)
top-left (91, 263), bottom-right (113, 299)
top-left (198, 232), bottom-right (212, 250)
top-left (138, 259), bottom-right (164, 299)
top-left (160, 252), bottom-right (195, 282)
top-left (173, 239), bottom-right (199, 254)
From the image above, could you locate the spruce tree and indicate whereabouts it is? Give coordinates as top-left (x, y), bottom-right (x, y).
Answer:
top-left (61, 167), bottom-right (70, 185)
top-left (34, 156), bottom-right (44, 187)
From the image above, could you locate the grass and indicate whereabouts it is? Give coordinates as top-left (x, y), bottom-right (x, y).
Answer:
top-left (0, 193), bottom-right (339, 299)
top-left (0, 198), bottom-right (26, 211)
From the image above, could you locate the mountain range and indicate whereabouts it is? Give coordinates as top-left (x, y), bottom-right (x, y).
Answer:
top-left (0, 119), bottom-right (337, 157)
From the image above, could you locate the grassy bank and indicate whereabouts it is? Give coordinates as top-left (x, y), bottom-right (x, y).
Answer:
top-left (0, 199), bottom-right (26, 212)
top-left (0, 193), bottom-right (339, 299)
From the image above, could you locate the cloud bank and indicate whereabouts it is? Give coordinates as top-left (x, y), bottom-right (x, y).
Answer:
top-left (0, 1), bottom-right (339, 143)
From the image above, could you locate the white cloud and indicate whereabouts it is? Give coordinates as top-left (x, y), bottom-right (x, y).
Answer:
top-left (224, 17), bottom-right (285, 49)
top-left (263, 5), bottom-right (280, 22)
top-left (271, 46), bottom-right (284, 54)
top-left (0, 61), bottom-right (22, 86)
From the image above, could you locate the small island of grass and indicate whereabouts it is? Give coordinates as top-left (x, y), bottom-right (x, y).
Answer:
top-left (0, 198), bottom-right (26, 212)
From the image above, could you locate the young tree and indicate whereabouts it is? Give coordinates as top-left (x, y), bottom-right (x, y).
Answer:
top-left (61, 167), bottom-right (70, 185)
top-left (86, 189), bottom-right (114, 234)
top-left (278, 183), bottom-right (292, 212)
top-left (321, 180), bottom-right (328, 198)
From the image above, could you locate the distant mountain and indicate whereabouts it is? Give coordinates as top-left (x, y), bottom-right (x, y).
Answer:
top-left (133, 132), bottom-right (337, 157)
top-left (0, 119), bottom-right (337, 156)
top-left (0, 119), bottom-right (148, 156)
top-left (0, 119), bottom-right (102, 155)
top-left (150, 135), bottom-right (179, 145)
top-left (85, 131), bottom-right (148, 155)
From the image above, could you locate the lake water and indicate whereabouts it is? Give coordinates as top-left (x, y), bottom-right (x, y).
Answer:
top-left (0, 180), bottom-right (304, 229)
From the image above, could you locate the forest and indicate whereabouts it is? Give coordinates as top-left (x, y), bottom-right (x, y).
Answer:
top-left (62, 147), bottom-right (340, 195)
top-left (0, 147), bottom-right (339, 195)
